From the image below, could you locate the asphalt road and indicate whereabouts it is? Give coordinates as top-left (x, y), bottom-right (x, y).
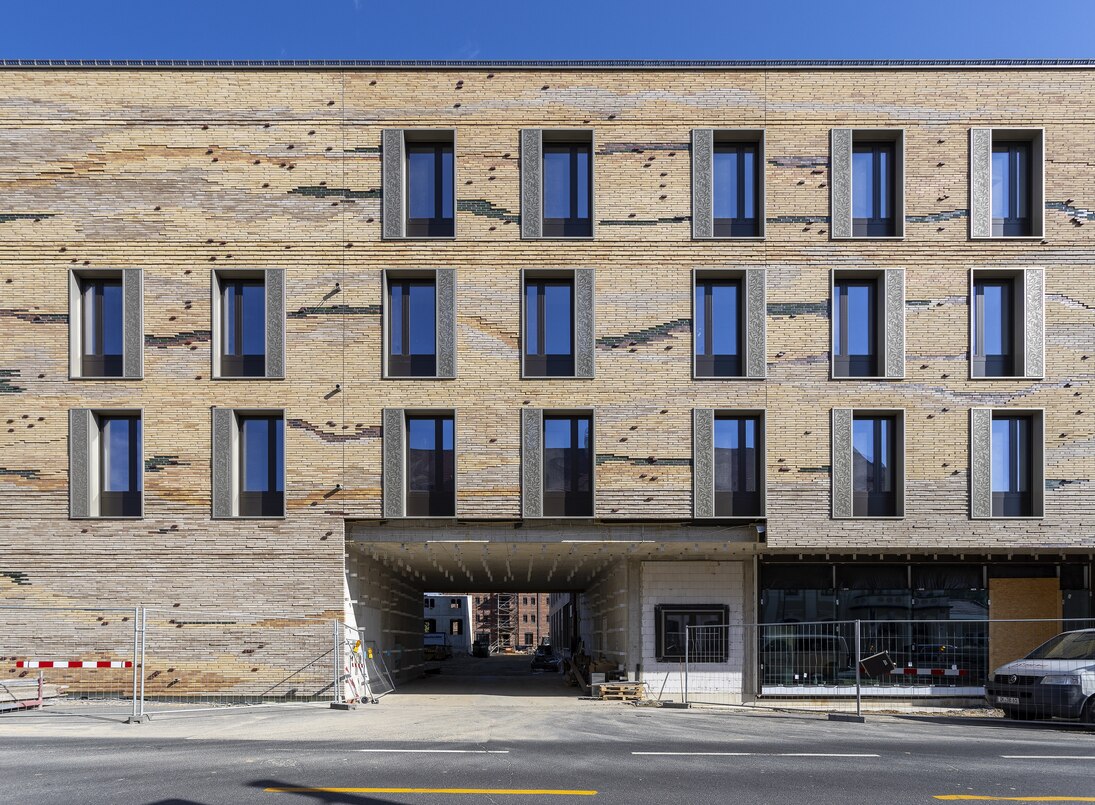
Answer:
top-left (4, 708), bottom-right (1095, 805)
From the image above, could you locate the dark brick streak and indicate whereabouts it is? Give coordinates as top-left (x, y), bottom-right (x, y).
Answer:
top-left (0, 213), bottom-right (56, 223)
top-left (597, 318), bottom-right (689, 349)
top-left (596, 454), bottom-right (690, 467)
top-left (288, 186), bottom-right (381, 199)
top-left (0, 467), bottom-right (40, 479)
top-left (457, 199), bottom-right (518, 223)
top-left (596, 142), bottom-right (690, 155)
top-left (0, 369), bottom-right (26, 394)
top-left (145, 455), bottom-right (190, 473)
top-left (287, 304), bottom-right (380, 319)
top-left (600, 216), bottom-right (690, 226)
top-left (146, 330), bottom-right (211, 348)
top-left (1, 570), bottom-right (31, 586)
top-left (768, 302), bottom-right (828, 317)
top-left (1045, 478), bottom-right (1090, 491)
top-left (287, 418), bottom-right (380, 443)
top-left (0, 309), bottom-right (68, 324)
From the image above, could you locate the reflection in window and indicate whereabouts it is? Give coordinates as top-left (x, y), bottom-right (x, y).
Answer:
top-left (238, 415), bottom-right (284, 517)
top-left (543, 415), bottom-right (592, 516)
top-left (80, 276), bottom-right (124, 377)
top-left (221, 278), bottom-right (266, 377)
top-left (525, 278), bottom-right (574, 376)
top-left (991, 415), bottom-right (1032, 516)
top-left (406, 415), bottom-right (455, 517)
top-left (389, 278), bottom-right (437, 377)
top-left (406, 142), bottom-right (454, 237)
top-left (852, 414), bottom-right (897, 516)
top-left (833, 278), bottom-right (879, 377)
top-left (714, 416), bottom-right (762, 516)
top-left (99, 415), bottom-right (141, 517)
top-left (713, 142), bottom-right (759, 237)
top-left (695, 279), bottom-right (742, 377)
top-left (543, 143), bottom-right (592, 237)
top-left (655, 605), bottom-right (729, 662)
top-left (991, 142), bottom-right (1031, 236)
top-left (852, 142), bottom-right (895, 236)
top-left (973, 278), bottom-right (1016, 377)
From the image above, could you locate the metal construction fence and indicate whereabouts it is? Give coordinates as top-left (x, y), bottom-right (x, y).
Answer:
top-left (682, 618), bottom-right (1095, 722)
top-left (0, 605), bottom-right (394, 722)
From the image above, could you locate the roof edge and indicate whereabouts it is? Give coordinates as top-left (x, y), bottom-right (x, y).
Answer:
top-left (1, 58), bottom-right (1094, 70)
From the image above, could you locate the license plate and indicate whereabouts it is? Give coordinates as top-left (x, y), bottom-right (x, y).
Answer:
top-left (996, 696), bottom-right (1020, 705)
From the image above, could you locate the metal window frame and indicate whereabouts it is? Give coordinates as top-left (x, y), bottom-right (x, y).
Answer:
top-left (67, 268), bottom-right (142, 381)
top-left (691, 268), bottom-right (766, 381)
top-left (523, 129), bottom-right (596, 241)
top-left (692, 129), bottom-right (766, 241)
top-left (711, 410), bottom-right (767, 519)
top-left (541, 411), bottom-right (595, 518)
top-left (236, 412), bottom-right (287, 518)
top-left (972, 407), bottom-right (1046, 520)
top-left (403, 410), bottom-right (458, 518)
top-left (831, 128), bottom-right (906, 241)
top-left (97, 413), bottom-right (144, 519)
top-left (970, 127), bottom-right (1045, 241)
top-left (832, 407), bottom-right (906, 520)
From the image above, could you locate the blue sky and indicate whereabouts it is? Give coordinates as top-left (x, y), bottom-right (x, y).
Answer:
top-left (1, 1), bottom-right (1092, 61)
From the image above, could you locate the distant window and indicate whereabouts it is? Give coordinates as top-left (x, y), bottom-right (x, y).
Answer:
top-left (406, 141), bottom-right (454, 237)
top-left (524, 632), bottom-right (534, 646)
top-left (79, 276), bottom-right (124, 378)
top-left (543, 415), bottom-right (593, 517)
top-left (220, 278), bottom-right (266, 378)
top-left (450, 598), bottom-right (461, 610)
top-left (424, 598), bottom-right (435, 610)
top-left (525, 278), bottom-right (574, 377)
top-left (405, 415), bottom-right (455, 517)
top-left (852, 142), bottom-right (895, 236)
top-left (543, 142), bottom-right (592, 237)
top-left (388, 278), bottom-right (437, 377)
top-left (713, 142), bottom-right (759, 237)
top-left (238, 415), bottom-right (284, 517)
top-left (424, 618), bottom-right (437, 634)
top-left (695, 278), bottom-right (743, 377)
top-left (654, 604), bottom-right (729, 663)
top-left (992, 142), bottom-right (1031, 236)
top-left (852, 414), bottom-right (897, 517)
top-left (992, 414), bottom-right (1033, 516)
top-left (714, 415), bottom-right (763, 517)
top-left (99, 415), bottom-right (142, 517)
top-left (450, 619), bottom-right (464, 636)
top-left (833, 277), bottom-right (879, 377)
top-left (973, 277), bottom-right (1017, 377)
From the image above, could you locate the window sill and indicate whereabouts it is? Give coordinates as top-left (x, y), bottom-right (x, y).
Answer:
top-left (522, 235), bottom-right (595, 241)
top-left (214, 514), bottom-right (286, 520)
top-left (833, 515), bottom-right (905, 521)
top-left (70, 515), bottom-right (143, 521)
top-left (520, 374), bottom-right (592, 381)
top-left (831, 235), bottom-right (906, 241)
top-left (968, 373), bottom-right (1035, 381)
top-left (213, 375), bottom-right (281, 381)
top-left (382, 373), bottom-right (450, 381)
top-left (973, 514), bottom-right (1044, 521)
top-left (69, 375), bottom-right (141, 381)
top-left (384, 235), bottom-right (458, 242)
top-left (829, 374), bottom-right (903, 381)
top-left (969, 235), bottom-right (1045, 241)
top-left (694, 236), bottom-right (766, 242)
top-left (692, 374), bottom-right (764, 381)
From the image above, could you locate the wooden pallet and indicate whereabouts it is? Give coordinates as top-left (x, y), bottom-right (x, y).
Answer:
top-left (597, 682), bottom-right (646, 701)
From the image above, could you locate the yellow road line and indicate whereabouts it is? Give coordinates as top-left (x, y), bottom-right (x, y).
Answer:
top-left (265, 787), bottom-right (597, 796)
top-left (935, 797), bottom-right (1095, 802)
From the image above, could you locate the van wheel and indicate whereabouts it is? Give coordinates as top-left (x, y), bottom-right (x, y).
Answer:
top-left (1082, 698), bottom-right (1095, 725)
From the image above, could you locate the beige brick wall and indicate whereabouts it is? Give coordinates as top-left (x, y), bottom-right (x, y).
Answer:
top-left (1, 67), bottom-right (1093, 620)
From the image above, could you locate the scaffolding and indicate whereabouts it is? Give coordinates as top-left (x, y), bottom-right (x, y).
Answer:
top-left (491, 593), bottom-right (518, 654)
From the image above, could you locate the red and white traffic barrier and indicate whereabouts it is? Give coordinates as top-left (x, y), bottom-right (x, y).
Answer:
top-left (889, 667), bottom-right (968, 677)
top-left (16, 660), bottom-right (131, 669)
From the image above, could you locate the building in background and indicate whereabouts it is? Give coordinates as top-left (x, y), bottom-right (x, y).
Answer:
top-left (472, 593), bottom-right (551, 652)
top-left (424, 593), bottom-right (472, 656)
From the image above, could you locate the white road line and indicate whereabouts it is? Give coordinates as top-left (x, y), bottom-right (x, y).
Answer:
top-left (353, 749), bottom-right (510, 754)
top-left (1000, 755), bottom-right (1095, 760)
top-left (631, 752), bottom-right (880, 757)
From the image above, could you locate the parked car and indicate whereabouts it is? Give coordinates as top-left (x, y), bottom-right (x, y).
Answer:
top-left (985, 629), bottom-right (1095, 722)
top-left (531, 645), bottom-right (562, 672)
top-left (471, 639), bottom-right (490, 658)
top-left (760, 634), bottom-right (852, 684)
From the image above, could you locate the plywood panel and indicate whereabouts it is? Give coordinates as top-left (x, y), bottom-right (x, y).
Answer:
top-left (988, 578), bottom-right (1061, 672)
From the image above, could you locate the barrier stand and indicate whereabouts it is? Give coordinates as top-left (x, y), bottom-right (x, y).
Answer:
top-left (125, 607), bottom-right (148, 723)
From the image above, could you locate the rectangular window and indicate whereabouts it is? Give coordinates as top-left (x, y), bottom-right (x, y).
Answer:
top-left (992, 142), bottom-right (1031, 237)
top-left (542, 142), bottom-right (592, 237)
top-left (405, 414), bottom-right (455, 517)
top-left (713, 142), bottom-right (759, 237)
top-left (973, 277), bottom-right (1017, 377)
top-left (714, 415), bottom-right (763, 517)
top-left (695, 278), bottom-right (743, 377)
top-left (524, 278), bottom-right (574, 377)
top-left (852, 142), bottom-right (895, 236)
top-left (524, 632), bottom-right (534, 646)
top-left (654, 604), bottom-right (729, 663)
top-left (992, 415), bottom-right (1033, 516)
top-left (451, 619), bottom-right (464, 636)
top-left (220, 278), bottom-right (266, 378)
top-left (79, 276), bottom-right (124, 377)
top-left (405, 141), bottom-right (454, 237)
top-left (833, 277), bottom-right (879, 377)
top-left (388, 278), bottom-right (437, 377)
top-left (424, 598), bottom-right (435, 610)
top-left (542, 415), bottom-right (593, 517)
top-left (238, 415), bottom-right (284, 517)
top-left (99, 415), bottom-right (141, 517)
top-left (852, 414), bottom-right (897, 517)
top-left (450, 598), bottom-right (461, 609)
top-left (424, 618), bottom-right (437, 634)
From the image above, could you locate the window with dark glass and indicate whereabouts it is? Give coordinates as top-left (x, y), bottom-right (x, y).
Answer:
top-left (238, 415), bottom-right (284, 517)
top-left (543, 142), bottom-right (592, 237)
top-left (992, 142), bottom-right (1031, 236)
top-left (852, 142), bottom-right (895, 236)
top-left (220, 278), bottom-right (265, 378)
top-left (79, 276), bottom-right (124, 377)
top-left (654, 604), bottom-right (729, 662)
top-left (99, 415), bottom-right (141, 517)
top-left (973, 277), bottom-right (1017, 377)
top-left (424, 618), bottom-right (437, 634)
top-left (714, 415), bottom-right (763, 516)
top-left (405, 415), bottom-right (455, 516)
top-left (524, 278), bottom-right (574, 377)
top-left (542, 415), bottom-right (592, 516)
top-left (451, 619), bottom-right (463, 635)
top-left (852, 414), bottom-right (897, 516)
top-left (833, 277), bottom-right (879, 377)
top-left (406, 141), bottom-right (454, 237)
top-left (992, 414), bottom-right (1032, 516)
top-left (388, 278), bottom-right (437, 377)
top-left (695, 278), bottom-right (742, 377)
top-left (713, 142), bottom-right (759, 237)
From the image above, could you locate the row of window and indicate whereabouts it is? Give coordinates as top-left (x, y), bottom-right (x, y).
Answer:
top-left (381, 127), bottom-right (1045, 240)
top-left (70, 266), bottom-right (1043, 382)
top-left (68, 407), bottom-right (1044, 521)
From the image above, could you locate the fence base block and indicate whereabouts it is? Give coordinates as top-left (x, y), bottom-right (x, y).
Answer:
top-left (330, 702), bottom-right (359, 711)
top-left (124, 714), bottom-right (150, 724)
top-left (660, 702), bottom-right (691, 709)
top-left (827, 713), bottom-right (865, 723)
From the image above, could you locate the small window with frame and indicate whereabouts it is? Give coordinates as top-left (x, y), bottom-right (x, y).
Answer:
top-left (654, 604), bottom-right (730, 663)
top-left (405, 135), bottom-right (455, 238)
top-left (542, 134), bottom-right (592, 238)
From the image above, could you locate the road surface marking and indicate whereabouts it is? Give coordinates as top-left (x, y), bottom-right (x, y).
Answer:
top-left (1000, 756), bottom-right (1095, 760)
top-left (265, 787), bottom-right (596, 796)
top-left (353, 749), bottom-right (509, 754)
top-left (935, 797), bottom-right (1095, 802)
top-left (631, 752), bottom-right (879, 757)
